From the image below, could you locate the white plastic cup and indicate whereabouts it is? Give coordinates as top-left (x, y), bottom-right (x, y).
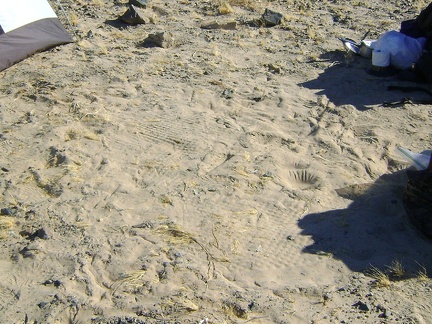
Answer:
top-left (372, 49), bottom-right (390, 68)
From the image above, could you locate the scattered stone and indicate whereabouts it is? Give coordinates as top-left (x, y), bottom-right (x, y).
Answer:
top-left (221, 88), bottom-right (234, 99)
top-left (322, 292), bottom-right (332, 303)
top-left (92, 316), bottom-right (147, 324)
top-left (19, 244), bottom-right (40, 258)
top-left (1, 207), bottom-right (17, 216)
top-left (224, 300), bottom-right (248, 319)
top-left (32, 227), bottom-right (51, 240)
top-left (120, 4), bottom-right (149, 25)
top-left (265, 63), bottom-right (283, 74)
top-left (248, 300), bottom-right (258, 311)
top-left (29, 168), bottom-right (63, 198)
top-left (42, 279), bottom-right (62, 287)
top-left (262, 171), bottom-right (273, 178)
top-left (201, 20), bottom-right (237, 30)
top-left (146, 31), bottom-right (176, 48)
top-left (49, 147), bottom-right (67, 167)
top-left (129, 0), bottom-right (148, 8)
top-left (261, 8), bottom-right (284, 27)
top-left (131, 221), bottom-right (154, 229)
top-left (378, 309), bottom-right (392, 318)
top-left (251, 96), bottom-right (263, 102)
top-left (353, 301), bottom-right (370, 312)
top-left (20, 228), bottom-right (51, 241)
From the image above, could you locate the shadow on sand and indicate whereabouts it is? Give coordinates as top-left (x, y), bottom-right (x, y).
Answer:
top-left (104, 19), bottom-right (132, 30)
top-left (298, 169), bottom-right (432, 275)
top-left (299, 51), bottom-right (430, 111)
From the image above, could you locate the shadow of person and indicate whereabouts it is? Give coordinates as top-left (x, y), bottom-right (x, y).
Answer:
top-left (298, 169), bottom-right (432, 275)
top-left (299, 51), bottom-right (428, 111)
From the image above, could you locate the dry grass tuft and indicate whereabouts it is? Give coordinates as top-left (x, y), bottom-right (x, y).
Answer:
top-left (386, 260), bottom-right (406, 279)
top-left (156, 224), bottom-right (217, 279)
top-left (159, 195), bottom-right (174, 206)
top-left (156, 224), bottom-right (194, 245)
top-left (218, 2), bottom-right (234, 15)
top-left (112, 270), bottom-right (147, 294)
top-left (416, 262), bottom-right (429, 281)
top-left (366, 265), bottom-right (391, 288)
top-left (0, 217), bottom-right (16, 239)
top-left (0, 217), bottom-right (15, 230)
top-left (69, 12), bottom-right (79, 26)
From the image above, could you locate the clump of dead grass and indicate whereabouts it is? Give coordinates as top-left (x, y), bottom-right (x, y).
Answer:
top-left (366, 265), bottom-right (391, 288)
top-left (386, 260), bottom-right (406, 279)
top-left (0, 217), bottom-right (16, 239)
top-left (416, 262), bottom-right (429, 281)
top-left (156, 224), bottom-right (217, 279)
top-left (367, 260), bottom-right (430, 286)
top-left (218, 2), bottom-right (234, 15)
top-left (112, 270), bottom-right (147, 294)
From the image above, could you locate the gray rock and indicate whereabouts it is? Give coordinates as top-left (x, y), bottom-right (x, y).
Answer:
top-left (33, 227), bottom-right (51, 240)
top-left (147, 31), bottom-right (176, 48)
top-left (120, 5), bottom-right (149, 25)
top-left (353, 301), bottom-right (370, 312)
top-left (221, 88), bottom-right (234, 99)
top-left (0, 207), bottom-right (17, 215)
top-left (19, 242), bottom-right (42, 258)
top-left (201, 20), bottom-right (237, 30)
top-left (261, 8), bottom-right (283, 27)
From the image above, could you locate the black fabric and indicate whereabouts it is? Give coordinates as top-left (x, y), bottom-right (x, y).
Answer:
top-left (416, 2), bottom-right (432, 37)
top-left (413, 52), bottom-right (432, 83)
top-left (400, 3), bottom-right (432, 51)
top-left (0, 18), bottom-right (72, 72)
top-left (0, 25), bottom-right (4, 35)
top-left (400, 19), bottom-right (426, 38)
top-left (404, 166), bottom-right (432, 239)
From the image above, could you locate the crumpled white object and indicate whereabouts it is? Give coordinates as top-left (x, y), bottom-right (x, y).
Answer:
top-left (373, 30), bottom-right (426, 70)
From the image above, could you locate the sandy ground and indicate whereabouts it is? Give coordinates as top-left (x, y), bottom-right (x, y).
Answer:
top-left (1, 0), bottom-right (432, 323)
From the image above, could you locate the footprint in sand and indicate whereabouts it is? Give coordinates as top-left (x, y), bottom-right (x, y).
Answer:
top-left (273, 159), bottom-right (322, 191)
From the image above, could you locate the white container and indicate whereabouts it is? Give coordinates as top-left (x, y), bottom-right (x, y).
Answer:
top-left (372, 49), bottom-right (390, 68)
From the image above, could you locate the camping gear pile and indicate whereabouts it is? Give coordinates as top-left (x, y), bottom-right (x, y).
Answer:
top-left (340, 2), bottom-right (432, 77)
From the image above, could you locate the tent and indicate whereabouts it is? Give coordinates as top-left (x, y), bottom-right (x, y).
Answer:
top-left (0, 0), bottom-right (73, 71)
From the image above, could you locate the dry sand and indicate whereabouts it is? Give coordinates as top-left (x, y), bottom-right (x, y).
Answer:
top-left (1, 0), bottom-right (432, 323)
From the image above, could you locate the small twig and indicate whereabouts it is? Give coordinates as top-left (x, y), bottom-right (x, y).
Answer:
top-left (212, 226), bottom-right (220, 249)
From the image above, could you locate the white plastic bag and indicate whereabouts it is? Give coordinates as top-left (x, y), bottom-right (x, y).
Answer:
top-left (373, 30), bottom-right (426, 70)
